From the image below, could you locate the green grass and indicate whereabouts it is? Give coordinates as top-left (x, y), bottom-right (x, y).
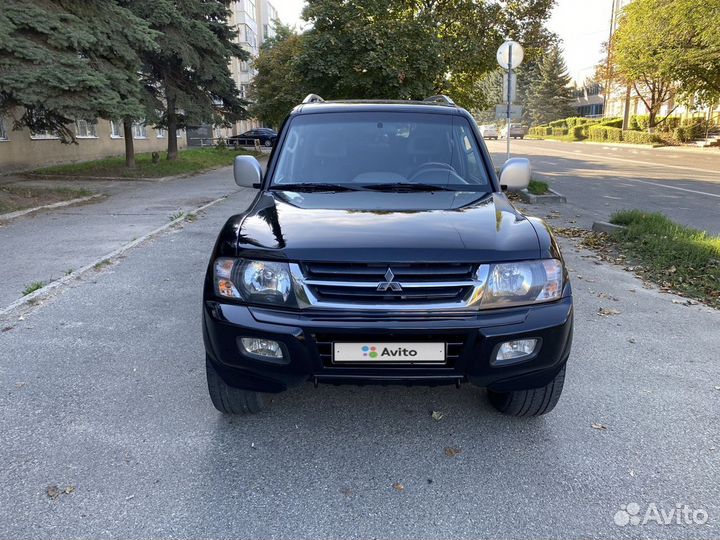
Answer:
top-left (527, 180), bottom-right (549, 195)
top-left (22, 281), bottom-right (45, 296)
top-left (0, 186), bottom-right (93, 214)
top-left (609, 210), bottom-right (720, 308)
top-left (33, 147), bottom-right (262, 179)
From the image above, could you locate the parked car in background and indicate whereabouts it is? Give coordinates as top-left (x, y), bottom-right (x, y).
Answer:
top-left (227, 128), bottom-right (277, 147)
top-left (501, 124), bottom-right (525, 139)
top-left (479, 125), bottom-right (499, 140)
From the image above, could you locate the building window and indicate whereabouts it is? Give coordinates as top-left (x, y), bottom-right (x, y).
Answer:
top-left (240, 84), bottom-right (249, 99)
top-left (110, 120), bottom-right (124, 138)
top-left (240, 60), bottom-right (249, 72)
top-left (156, 127), bottom-right (166, 138)
top-left (132, 122), bottom-right (147, 139)
top-left (0, 117), bottom-right (8, 141)
top-left (30, 130), bottom-right (59, 140)
top-left (75, 119), bottom-right (98, 138)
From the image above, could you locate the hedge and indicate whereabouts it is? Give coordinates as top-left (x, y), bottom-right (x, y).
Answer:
top-left (623, 130), bottom-right (661, 145)
top-left (588, 125), bottom-right (623, 142)
top-left (673, 123), bottom-right (705, 142)
top-left (552, 127), bottom-right (569, 136)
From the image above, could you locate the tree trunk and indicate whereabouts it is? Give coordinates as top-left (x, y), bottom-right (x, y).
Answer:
top-left (123, 118), bottom-right (135, 168)
top-left (648, 109), bottom-right (657, 131)
top-left (166, 94), bottom-right (178, 161)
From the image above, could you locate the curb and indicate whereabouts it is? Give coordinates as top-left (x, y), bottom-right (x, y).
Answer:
top-left (518, 188), bottom-right (567, 204)
top-left (592, 221), bottom-right (626, 234)
top-left (0, 195), bottom-right (229, 317)
top-left (0, 194), bottom-right (103, 222)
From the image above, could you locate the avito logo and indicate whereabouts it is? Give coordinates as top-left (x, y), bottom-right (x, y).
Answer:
top-left (362, 345), bottom-right (418, 358)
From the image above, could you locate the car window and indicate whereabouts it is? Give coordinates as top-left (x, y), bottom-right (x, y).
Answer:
top-left (271, 112), bottom-right (490, 190)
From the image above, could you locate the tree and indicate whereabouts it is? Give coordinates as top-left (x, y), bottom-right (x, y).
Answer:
top-left (299, 0), bottom-right (442, 103)
top-left (663, 0), bottom-right (720, 106)
top-left (609, 0), bottom-right (680, 130)
top-left (0, 0), bottom-right (156, 156)
top-left (127, 0), bottom-right (249, 160)
top-left (257, 0), bottom-right (556, 112)
top-left (250, 24), bottom-right (308, 129)
top-left (525, 44), bottom-right (574, 125)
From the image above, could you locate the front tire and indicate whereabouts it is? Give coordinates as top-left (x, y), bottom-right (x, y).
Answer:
top-left (206, 357), bottom-right (267, 414)
top-left (487, 365), bottom-right (566, 417)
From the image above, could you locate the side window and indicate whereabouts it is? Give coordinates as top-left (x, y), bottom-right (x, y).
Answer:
top-left (457, 125), bottom-right (483, 180)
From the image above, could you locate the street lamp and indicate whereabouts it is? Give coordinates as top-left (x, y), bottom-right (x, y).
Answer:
top-left (496, 40), bottom-right (524, 161)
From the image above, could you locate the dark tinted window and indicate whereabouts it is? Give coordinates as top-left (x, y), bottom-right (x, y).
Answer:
top-left (272, 112), bottom-right (490, 190)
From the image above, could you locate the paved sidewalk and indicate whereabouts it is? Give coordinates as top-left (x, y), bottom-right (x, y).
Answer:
top-left (0, 167), bottom-right (256, 308)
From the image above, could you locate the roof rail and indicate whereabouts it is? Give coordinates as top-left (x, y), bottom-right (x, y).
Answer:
top-left (423, 95), bottom-right (455, 105)
top-left (302, 94), bottom-right (325, 104)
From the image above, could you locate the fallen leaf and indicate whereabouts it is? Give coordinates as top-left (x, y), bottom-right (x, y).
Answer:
top-left (598, 307), bottom-right (621, 316)
top-left (392, 482), bottom-right (405, 492)
top-left (64, 486), bottom-right (75, 495)
top-left (431, 411), bottom-right (444, 421)
top-left (47, 485), bottom-right (60, 500)
top-left (591, 423), bottom-right (608, 430)
top-left (444, 447), bottom-right (462, 457)
top-left (714, 386), bottom-right (720, 391)
top-left (628, 338), bottom-right (636, 344)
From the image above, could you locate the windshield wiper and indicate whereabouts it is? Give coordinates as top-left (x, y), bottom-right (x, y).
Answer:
top-left (362, 182), bottom-right (455, 192)
top-left (270, 183), bottom-right (361, 192)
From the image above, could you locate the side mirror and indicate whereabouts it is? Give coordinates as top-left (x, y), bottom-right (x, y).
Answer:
top-left (233, 155), bottom-right (262, 188)
top-left (499, 157), bottom-right (531, 192)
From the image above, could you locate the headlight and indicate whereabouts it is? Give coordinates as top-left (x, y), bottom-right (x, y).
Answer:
top-left (214, 258), bottom-right (294, 305)
top-left (480, 259), bottom-right (563, 308)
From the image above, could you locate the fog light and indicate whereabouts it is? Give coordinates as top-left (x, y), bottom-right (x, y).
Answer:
top-left (495, 338), bottom-right (538, 363)
top-left (240, 337), bottom-right (284, 359)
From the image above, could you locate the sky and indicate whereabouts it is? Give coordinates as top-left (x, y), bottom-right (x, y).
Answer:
top-left (270, 0), bottom-right (614, 84)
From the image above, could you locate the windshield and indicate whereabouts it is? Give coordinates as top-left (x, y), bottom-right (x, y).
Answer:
top-left (271, 112), bottom-right (491, 191)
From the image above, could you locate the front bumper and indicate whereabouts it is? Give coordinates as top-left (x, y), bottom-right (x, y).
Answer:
top-left (203, 297), bottom-right (573, 393)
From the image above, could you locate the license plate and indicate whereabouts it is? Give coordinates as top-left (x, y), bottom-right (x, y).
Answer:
top-left (333, 342), bottom-right (446, 363)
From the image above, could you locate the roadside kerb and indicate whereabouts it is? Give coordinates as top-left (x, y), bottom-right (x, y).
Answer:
top-left (0, 195), bottom-right (229, 316)
top-left (0, 194), bottom-right (103, 222)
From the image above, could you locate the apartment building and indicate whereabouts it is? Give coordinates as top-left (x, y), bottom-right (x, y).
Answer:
top-left (0, 116), bottom-right (185, 174)
top-left (208, 0), bottom-right (278, 141)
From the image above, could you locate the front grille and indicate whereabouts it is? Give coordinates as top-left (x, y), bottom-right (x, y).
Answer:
top-left (314, 333), bottom-right (466, 367)
top-left (299, 262), bottom-right (477, 306)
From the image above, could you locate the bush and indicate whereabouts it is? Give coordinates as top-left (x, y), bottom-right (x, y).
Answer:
top-left (548, 119), bottom-right (567, 128)
top-left (631, 115), bottom-right (681, 132)
top-left (600, 118), bottom-right (623, 129)
top-left (588, 125), bottom-right (623, 142)
top-left (572, 126), bottom-right (586, 140)
top-left (552, 127), bottom-right (569, 136)
top-left (623, 130), bottom-right (661, 145)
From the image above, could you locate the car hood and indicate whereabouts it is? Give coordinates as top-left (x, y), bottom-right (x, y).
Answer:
top-left (233, 190), bottom-right (540, 263)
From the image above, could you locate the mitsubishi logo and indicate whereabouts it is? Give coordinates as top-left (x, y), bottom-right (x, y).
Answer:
top-left (377, 268), bottom-right (403, 292)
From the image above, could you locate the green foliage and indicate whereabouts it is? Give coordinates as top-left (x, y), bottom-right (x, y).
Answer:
top-left (673, 123), bottom-right (705, 143)
top-left (588, 125), bottom-right (622, 142)
top-left (525, 44), bottom-right (575, 125)
top-left (0, 1), bottom-right (157, 142)
top-left (251, 24), bottom-right (311, 128)
top-left (126, 0), bottom-right (249, 159)
top-left (610, 0), bottom-right (679, 128)
top-left (34, 148), bottom-right (260, 178)
top-left (622, 130), bottom-right (661, 145)
top-left (551, 127), bottom-right (568, 136)
top-left (609, 210), bottom-right (720, 308)
top-left (527, 180), bottom-right (549, 195)
top-left (22, 281), bottom-right (45, 296)
top-left (252, 0), bottom-right (555, 114)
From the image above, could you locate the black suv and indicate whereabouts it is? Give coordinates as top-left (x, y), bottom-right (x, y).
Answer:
top-left (203, 95), bottom-right (573, 417)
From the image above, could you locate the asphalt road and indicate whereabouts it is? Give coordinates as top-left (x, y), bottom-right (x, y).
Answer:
top-left (486, 139), bottom-right (720, 234)
top-left (1, 186), bottom-right (718, 539)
